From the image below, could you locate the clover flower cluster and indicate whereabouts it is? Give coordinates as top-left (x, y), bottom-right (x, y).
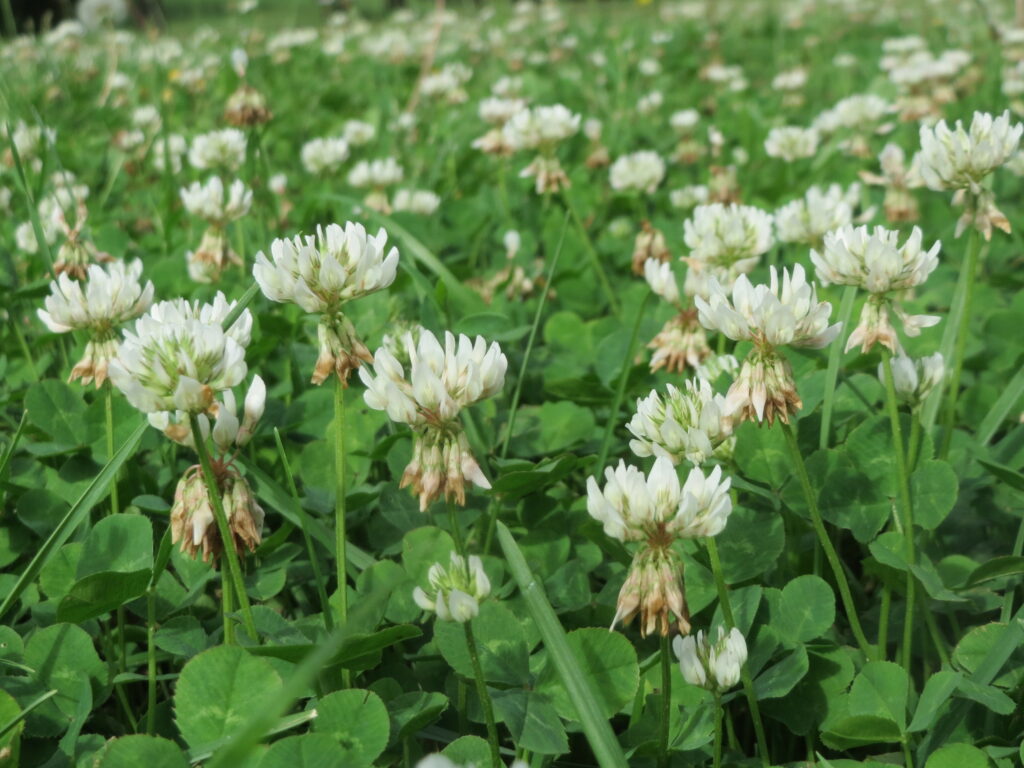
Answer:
top-left (674, 626), bottom-right (748, 693)
top-left (413, 553), bottom-right (492, 623)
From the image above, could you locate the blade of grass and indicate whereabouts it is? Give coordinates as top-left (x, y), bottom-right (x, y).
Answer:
top-left (0, 419), bottom-right (147, 621)
top-left (221, 283), bottom-right (261, 333)
top-left (6, 120), bottom-right (55, 276)
top-left (0, 410), bottom-right (27, 481)
top-left (496, 522), bottom-right (628, 768)
top-left (976, 366), bottom-right (1024, 446)
top-left (819, 285), bottom-right (857, 449)
top-left (0, 689), bottom-right (57, 741)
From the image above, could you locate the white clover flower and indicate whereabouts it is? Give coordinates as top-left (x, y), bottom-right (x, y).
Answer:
top-left (814, 94), bottom-right (890, 134)
top-left (684, 203), bottom-right (774, 273)
top-left (878, 352), bottom-right (944, 407)
top-left (772, 67), bottom-right (808, 91)
top-left (478, 97), bottom-right (526, 126)
top-left (586, 457), bottom-right (732, 544)
top-left (152, 134), bottom-right (188, 175)
top-left (38, 259), bottom-right (154, 386)
top-left (627, 379), bottom-right (731, 465)
top-left (502, 104), bottom-right (580, 151)
top-left (393, 189), bottom-right (441, 215)
top-left (774, 183), bottom-right (860, 245)
top-left (670, 185), bottom-right (709, 210)
top-left (673, 626), bottom-right (747, 693)
top-left (764, 126), bottom-right (819, 162)
top-left (609, 151), bottom-right (666, 194)
top-left (254, 222), bottom-right (399, 384)
top-left (811, 225), bottom-right (940, 353)
top-left (696, 265), bottom-right (840, 423)
top-left (412, 553), bottom-right (491, 623)
top-left (188, 128), bottom-right (247, 171)
top-left (670, 109), bottom-right (701, 134)
top-left (131, 105), bottom-right (162, 133)
top-left (301, 137), bottom-right (350, 175)
top-left (637, 90), bottom-right (664, 114)
top-left (644, 258), bottom-right (680, 306)
top-left (918, 110), bottom-right (1022, 193)
top-left (347, 157), bottom-right (404, 188)
top-left (110, 292), bottom-right (252, 414)
top-left (180, 177), bottom-right (252, 224)
top-left (342, 119), bottom-right (376, 146)
top-left (77, 0), bottom-right (129, 28)
top-left (360, 330), bottom-right (507, 510)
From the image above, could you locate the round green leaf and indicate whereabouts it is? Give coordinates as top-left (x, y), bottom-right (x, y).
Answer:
top-left (312, 689), bottom-right (389, 767)
top-left (434, 602), bottom-right (530, 685)
top-left (537, 628), bottom-right (639, 720)
top-left (924, 743), bottom-right (992, 768)
top-left (94, 735), bottom-right (189, 768)
top-left (24, 623), bottom-right (107, 717)
top-left (441, 736), bottom-right (491, 765)
top-left (767, 575), bottom-right (835, 645)
top-left (256, 734), bottom-right (348, 768)
top-left (848, 661), bottom-right (908, 732)
top-left (716, 507), bottom-right (784, 583)
top-left (401, 526), bottom-right (455, 586)
top-left (911, 460), bottom-right (958, 531)
top-left (173, 646), bottom-right (283, 749)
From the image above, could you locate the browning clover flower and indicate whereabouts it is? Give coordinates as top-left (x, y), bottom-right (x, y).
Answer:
top-left (586, 457), bottom-right (733, 636)
top-left (38, 259), bottom-right (154, 386)
top-left (109, 292), bottom-right (252, 414)
top-left (811, 225), bottom-right (940, 353)
top-left (163, 376), bottom-right (267, 563)
top-left (360, 330), bottom-right (507, 511)
top-left (696, 264), bottom-right (840, 425)
top-left (253, 222), bottom-right (399, 385)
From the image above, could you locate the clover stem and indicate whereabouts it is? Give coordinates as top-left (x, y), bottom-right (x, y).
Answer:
top-left (188, 413), bottom-right (257, 643)
top-left (465, 620), bottom-right (501, 768)
top-left (779, 420), bottom-right (874, 660)
top-left (333, 378), bottom-right (352, 686)
top-left (713, 693), bottom-right (724, 768)
top-left (706, 538), bottom-right (770, 768)
top-left (819, 285), bottom-right (858, 449)
top-left (881, 348), bottom-right (917, 674)
top-left (659, 632), bottom-right (671, 768)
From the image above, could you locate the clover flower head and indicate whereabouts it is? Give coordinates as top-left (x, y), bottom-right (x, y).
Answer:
top-left (188, 128), bottom-right (247, 171)
top-left (918, 110), bottom-right (1022, 193)
top-left (412, 552), bottom-right (491, 623)
top-left (301, 137), bottom-right (350, 175)
top-left (775, 183), bottom-right (860, 246)
top-left (684, 203), bottom-right (774, 273)
top-left (674, 626), bottom-right (747, 692)
top-left (609, 150), bottom-right (666, 194)
top-left (180, 176), bottom-right (252, 224)
top-left (627, 379), bottom-right (732, 465)
top-left (764, 125), bottom-right (819, 162)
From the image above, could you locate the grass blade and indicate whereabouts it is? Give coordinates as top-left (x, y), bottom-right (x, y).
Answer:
top-left (0, 419), bottom-right (147, 621)
top-left (496, 522), bottom-right (628, 768)
top-left (976, 365), bottom-right (1024, 446)
top-left (0, 689), bottom-right (57, 741)
top-left (221, 283), bottom-right (261, 333)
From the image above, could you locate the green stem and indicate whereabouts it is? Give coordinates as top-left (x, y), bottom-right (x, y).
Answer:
top-left (561, 189), bottom-right (620, 314)
top-left (0, 0), bottom-right (15, 37)
top-left (105, 382), bottom-right (120, 517)
top-left (907, 412), bottom-right (923, 472)
top-left (333, 379), bottom-right (348, 629)
top-left (596, 292), bottom-right (653, 472)
top-left (273, 428), bottom-right (332, 630)
top-left (878, 583), bottom-right (891, 662)
top-left (13, 316), bottom-right (40, 381)
top-left (779, 421), bottom-right (874, 659)
top-left (880, 349), bottom-right (916, 674)
top-left (902, 738), bottom-right (915, 768)
top-left (713, 694), bottom-right (723, 768)
top-left (706, 539), bottom-right (769, 768)
top-left (449, 501), bottom-right (467, 557)
top-left (146, 587), bottom-right (156, 734)
top-left (921, 601), bottom-right (950, 668)
top-left (1000, 508), bottom-right (1024, 623)
top-left (934, 227), bottom-right (982, 454)
top-left (188, 414), bottom-right (257, 643)
top-left (465, 621), bottom-right (501, 768)
top-left (820, 286), bottom-right (858, 449)
top-left (222, 555), bottom-right (235, 645)
top-left (659, 632), bottom-right (671, 768)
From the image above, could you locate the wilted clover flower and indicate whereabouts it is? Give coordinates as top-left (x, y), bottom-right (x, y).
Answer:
top-left (188, 128), bottom-right (247, 172)
top-left (683, 204), bottom-right (774, 298)
top-left (609, 150), bottom-right (666, 194)
top-left (38, 259), bottom-right (154, 387)
top-left (643, 259), bottom-right (712, 374)
top-left (627, 379), bottom-right (731, 465)
top-left (164, 376), bottom-right (267, 562)
top-left (764, 126), bottom-right (819, 162)
top-left (301, 137), bottom-right (350, 175)
top-left (674, 626), bottom-right (747, 693)
top-left (918, 110), bottom-right (1023, 239)
top-left (413, 553), bottom-right (491, 623)
top-left (254, 222), bottom-right (399, 385)
top-left (811, 225), bottom-right (940, 353)
top-left (587, 458), bottom-right (732, 637)
top-left (360, 330), bottom-right (507, 511)
top-left (109, 293), bottom-right (252, 414)
top-left (696, 265), bottom-right (840, 425)
top-left (877, 352), bottom-right (944, 407)
top-left (775, 183), bottom-right (861, 248)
